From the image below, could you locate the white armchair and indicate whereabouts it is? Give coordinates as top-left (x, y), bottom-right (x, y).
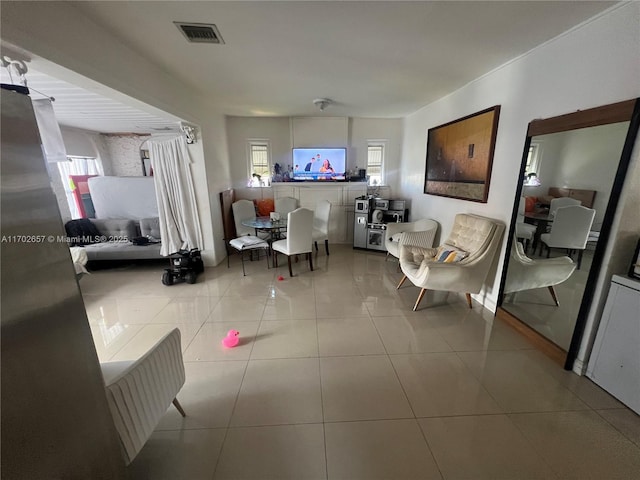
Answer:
top-left (503, 240), bottom-right (576, 306)
top-left (397, 214), bottom-right (505, 311)
top-left (385, 218), bottom-right (439, 260)
top-left (100, 328), bottom-right (186, 465)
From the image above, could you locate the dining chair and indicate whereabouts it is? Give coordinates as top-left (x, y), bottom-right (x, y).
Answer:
top-left (272, 208), bottom-right (314, 276)
top-left (539, 205), bottom-right (595, 269)
top-left (549, 197), bottom-right (581, 217)
top-left (312, 199), bottom-right (332, 255)
top-left (275, 197), bottom-right (298, 217)
top-left (232, 199), bottom-right (269, 239)
top-left (515, 196), bottom-right (536, 252)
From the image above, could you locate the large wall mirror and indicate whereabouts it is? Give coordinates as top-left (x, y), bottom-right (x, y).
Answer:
top-left (497, 98), bottom-right (640, 370)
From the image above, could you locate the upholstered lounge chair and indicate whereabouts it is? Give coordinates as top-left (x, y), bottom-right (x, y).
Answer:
top-left (397, 214), bottom-right (505, 311)
top-left (503, 240), bottom-right (576, 306)
top-left (100, 328), bottom-right (186, 465)
top-left (385, 218), bottom-right (439, 260)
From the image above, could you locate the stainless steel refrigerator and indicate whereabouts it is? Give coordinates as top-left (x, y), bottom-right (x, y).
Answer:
top-left (1, 85), bottom-right (125, 478)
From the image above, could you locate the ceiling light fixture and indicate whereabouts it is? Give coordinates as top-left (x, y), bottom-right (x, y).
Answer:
top-left (313, 98), bottom-right (332, 111)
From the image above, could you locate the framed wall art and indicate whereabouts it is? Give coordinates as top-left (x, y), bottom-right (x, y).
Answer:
top-left (424, 105), bottom-right (500, 202)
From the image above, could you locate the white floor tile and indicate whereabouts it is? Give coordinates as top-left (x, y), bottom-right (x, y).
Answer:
top-left (230, 358), bottom-right (322, 426)
top-left (320, 355), bottom-right (413, 422)
top-left (214, 424), bottom-right (326, 480)
top-left (325, 419), bottom-right (442, 479)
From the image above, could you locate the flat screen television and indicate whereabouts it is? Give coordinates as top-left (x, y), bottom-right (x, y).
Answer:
top-left (292, 148), bottom-right (346, 181)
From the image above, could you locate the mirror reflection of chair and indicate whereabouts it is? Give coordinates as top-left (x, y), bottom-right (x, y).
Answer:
top-left (549, 197), bottom-right (581, 217)
top-left (312, 199), bottom-right (332, 255)
top-left (385, 218), bottom-right (438, 261)
top-left (515, 197), bottom-right (536, 252)
top-left (397, 213), bottom-right (505, 311)
top-left (272, 208), bottom-right (314, 277)
top-left (539, 205), bottom-right (595, 269)
top-left (504, 240), bottom-right (576, 306)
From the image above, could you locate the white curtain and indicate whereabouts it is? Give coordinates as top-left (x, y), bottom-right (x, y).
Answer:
top-left (57, 157), bottom-right (103, 219)
top-left (148, 136), bottom-right (203, 256)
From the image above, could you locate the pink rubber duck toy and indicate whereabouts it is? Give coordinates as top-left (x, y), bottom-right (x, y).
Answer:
top-left (222, 329), bottom-right (240, 348)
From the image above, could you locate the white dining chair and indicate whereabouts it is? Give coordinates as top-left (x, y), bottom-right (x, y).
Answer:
top-left (275, 197), bottom-right (298, 217)
top-left (232, 199), bottom-right (269, 239)
top-left (549, 197), bottom-right (581, 217)
top-left (272, 208), bottom-right (314, 276)
top-left (539, 205), bottom-right (595, 269)
top-left (515, 196), bottom-right (536, 252)
top-left (312, 199), bottom-right (332, 255)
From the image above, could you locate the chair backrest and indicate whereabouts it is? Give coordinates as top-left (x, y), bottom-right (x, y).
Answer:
top-left (232, 199), bottom-right (257, 236)
top-left (285, 208), bottom-right (314, 254)
top-left (547, 205), bottom-right (596, 249)
top-left (549, 197), bottom-right (581, 217)
top-left (313, 200), bottom-right (331, 235)
top-left (444, 213), bottom-right (503, 263)
top-left (275, 197), bottom-right (298, 217)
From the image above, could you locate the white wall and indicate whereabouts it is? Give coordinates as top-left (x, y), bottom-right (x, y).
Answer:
top-left (1, 1), bottom-right (229, 265)
top-left (101, 134), bottom-right (147, 176)
top-left (226, 115), bottom-right (403, 193)
top-left (400, 2), bottom-right (640, 366)
top-left (226, 116), bottom-right (292, 189)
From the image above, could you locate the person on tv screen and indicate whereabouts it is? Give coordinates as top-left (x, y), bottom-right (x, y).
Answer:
top-left (319, 159), bottom-right (335, 174)
top-left (304, 157), bottom-right (316, 172)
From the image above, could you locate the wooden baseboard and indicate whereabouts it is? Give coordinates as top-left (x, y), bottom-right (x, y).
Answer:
top-left (495, 308), bottom-right (567, 367)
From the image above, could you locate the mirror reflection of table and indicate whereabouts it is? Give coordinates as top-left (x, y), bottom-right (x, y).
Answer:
top-left (524, 211), bottom-right (553, 253)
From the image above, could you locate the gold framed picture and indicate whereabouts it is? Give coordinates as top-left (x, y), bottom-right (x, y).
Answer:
top-left (424, 105), bottom-right (501, 203)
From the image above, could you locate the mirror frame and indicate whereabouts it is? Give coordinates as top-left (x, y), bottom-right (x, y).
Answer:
top-left (497, 98), bottom-right (640, 370)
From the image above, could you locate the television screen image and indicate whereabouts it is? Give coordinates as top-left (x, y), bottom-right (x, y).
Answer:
top-left (292, 148), bottom-right (346, 181)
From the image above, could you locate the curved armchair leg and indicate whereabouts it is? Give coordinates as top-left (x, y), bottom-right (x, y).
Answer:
top-left (314, 241), bottom-right (319, 252)
top-left (465, 293), bottom-right (473, 309)
top-left (397, 274), bottom-right (407, 289)
top-left (172, 398), bottom-right (186, 417)
top-left (413, 289), bottom-right (427, 311)
top-left (548, 286), bottom-right (560, 306)
top-left (324, 239), bottom-right (329, 255)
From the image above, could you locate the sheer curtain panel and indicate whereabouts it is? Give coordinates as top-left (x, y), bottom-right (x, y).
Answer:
top-left (148, 136), bottom-right (203, 256)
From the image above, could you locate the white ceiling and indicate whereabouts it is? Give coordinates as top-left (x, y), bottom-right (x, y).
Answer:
top-left (3, 1), bottom-right (616, 132)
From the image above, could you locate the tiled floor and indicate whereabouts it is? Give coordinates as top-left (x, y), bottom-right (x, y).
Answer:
top-left (82, 245), bottom-right (640, 480)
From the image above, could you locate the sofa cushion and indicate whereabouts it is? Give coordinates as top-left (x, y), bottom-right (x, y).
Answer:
top-left (140, 217), bottom-right (161, 240)
top-left (90, 219), bottom-right (137, 240)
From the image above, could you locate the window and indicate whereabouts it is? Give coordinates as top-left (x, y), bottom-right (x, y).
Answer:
top-left (367, 142), bottom-right (385, 186)
top-left (248, 140), bottom-right (271, 186)
top-left (57, 156), bottom-right (103, 218)
top-left (523, 142), bottom-right (542, 186)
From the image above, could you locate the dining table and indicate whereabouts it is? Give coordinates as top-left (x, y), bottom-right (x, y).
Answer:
top-left (241, 216), bottom-right (287, 266)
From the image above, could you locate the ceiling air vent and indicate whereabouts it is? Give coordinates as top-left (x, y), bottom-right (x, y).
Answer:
top-left (174, 22), bottom-right (224, 44)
